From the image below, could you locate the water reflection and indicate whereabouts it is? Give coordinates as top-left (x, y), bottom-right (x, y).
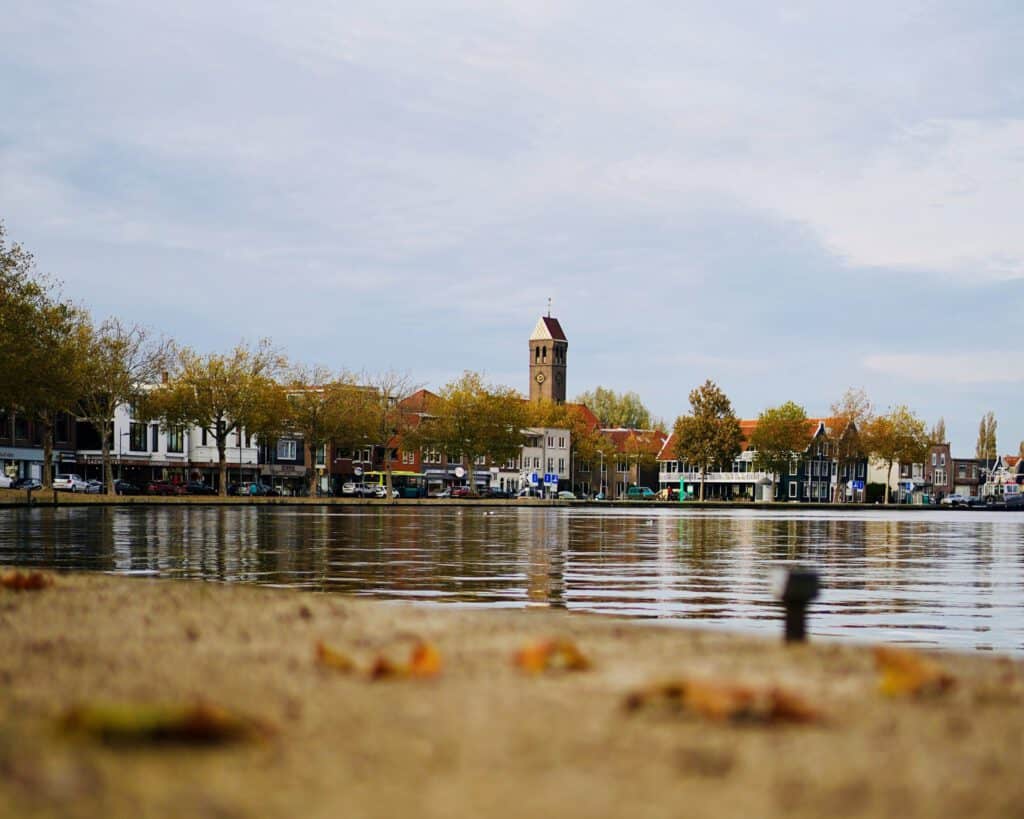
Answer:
top-left (1, 506), bottom-right (1022, 654)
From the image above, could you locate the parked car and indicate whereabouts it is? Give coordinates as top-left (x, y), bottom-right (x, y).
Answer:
top-left (12, 477), bottom-right (43, 491)
top-left (1006, 493), bottom-right (1024, 510)
top-left (84, 479), bottom-right (104, 494)
top-left (940, 493), bottom-right (968, 507)
top-left (625, 486), bottom-right (656, 500)
top-left (517, 487), bottom-right (541, 498)
top-left (450, 486), bottom-right (474, 498)
top-left (53, 474), bottom-right (89, 492)
top-left (340, 482), bottom-right (357, 496)
top-left (246, 483), bottom-right (281, 496)
top-left (0, 474), bottom-right (12, 489)
top-left (557, 490), bottom-right (577, 500)
top-left (430, 488), bottom-right (451, 498)
top-left (146, 480), bottom-right (187, 496)
top-left (185, 481), bottom-right (217, 495)
top-left (114, 480), bottom-right (141, 496)
top-left (966, 496), bottom-right (984, 507)
top-left (485, 487), bottom-right (511, 499)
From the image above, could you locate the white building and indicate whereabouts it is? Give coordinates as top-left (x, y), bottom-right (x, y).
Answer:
top-left (494, 426), bottom-right (572, 495)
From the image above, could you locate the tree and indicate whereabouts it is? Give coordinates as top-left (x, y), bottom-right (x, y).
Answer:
top-left (0, 224), bottom-right (92, 487)
top-left (574, 386), bottom-right (652, 429)
top-left (365, 370), bottom-right (421, 500)
top-left (929, 417), bottom-right (947, 446)
top-left (976, 412), bottom-right (997, 464)
top-left (830, 388), bottom-right (874, 503)
top-left (530, 399), bottom-right (616, 495)
top-left (408, 372), bottom-right (528, 495)
top-left (863, 405), bottom-right (930, 505)
top-left (281, 366), bottom-right (380, 496)
top-left (148, 340), bottom-right (285, 496)
top-left (749, 401), bottom-right (810, 486)
top-left (78, 318), bottom-right (173, 493)
top-left (672, 380), bottom-right (743, 501)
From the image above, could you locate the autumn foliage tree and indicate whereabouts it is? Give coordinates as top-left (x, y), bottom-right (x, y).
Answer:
top-left (78, 318), bottom-right (173, 493)
top-left (281, 366), bottom-right (380, 495)
top-left (148, 340), bottom-right (285, 496)
top-left (976, 411), bottom-right (997, 464)
top-left (672, 380), bottom-right (743, 501)
top-left (829, 388), bottom-right (874, 502)
top-left (749, 401), bottom-right (810, 493)
top-left (574, 386), bottom-right (653, 429)
top-left (409, 372), bottom-right (528, 494)
top-left (863, 405), bottom-right (930, 504)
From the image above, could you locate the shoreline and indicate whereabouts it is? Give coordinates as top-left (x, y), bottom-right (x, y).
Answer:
top-left (1, 572), bottom-right (1021, 818)
top-left (0, 488), bottom-right (1010, 512)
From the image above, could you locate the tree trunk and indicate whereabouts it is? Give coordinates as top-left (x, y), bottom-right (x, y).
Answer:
top-left (217, 437), bottom-right (228, 497)
top-left (308, 440), bottom-right (319, 496)
top-left (102, 427), bottom-right (113, 493)
top-left (384, 458), bottom-right (394, 501)
top-left (699, 467), bottom-right (706, 501)
top-left (41, 417), bottom-right (54, 490)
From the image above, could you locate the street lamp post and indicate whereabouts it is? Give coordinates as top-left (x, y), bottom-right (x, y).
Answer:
top-left (117, 431), bottom-right (130, 483)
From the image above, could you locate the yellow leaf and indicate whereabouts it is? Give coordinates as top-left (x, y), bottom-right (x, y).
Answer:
top-left (874, 646), bottom-right (955, 697)
top-left (315, 640), bottom-right (356, 673)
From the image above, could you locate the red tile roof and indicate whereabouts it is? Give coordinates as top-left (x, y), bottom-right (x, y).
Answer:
top-left (538, 316), bottom-right (566, 341)
top-left (601, 428), bottom-right (668, 455)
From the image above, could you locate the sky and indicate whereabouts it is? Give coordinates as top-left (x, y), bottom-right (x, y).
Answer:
top-left (2, 1), bottom-right (1022, 455)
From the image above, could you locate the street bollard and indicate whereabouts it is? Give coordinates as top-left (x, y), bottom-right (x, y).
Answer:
top-left (771, 567), bottom-right (820, 643)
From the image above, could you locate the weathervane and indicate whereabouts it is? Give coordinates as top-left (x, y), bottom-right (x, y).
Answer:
top-left (547, 297), bottom-right (552, 317)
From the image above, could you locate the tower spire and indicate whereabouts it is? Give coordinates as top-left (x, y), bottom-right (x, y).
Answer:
top-left (547, 297), bottom-right (552, 318)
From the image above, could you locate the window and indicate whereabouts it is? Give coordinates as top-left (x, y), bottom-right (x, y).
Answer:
top-left (474, 455), bottom-right (486, 466)
top-left (616, 461), bottom-right (628, 473)
top-left (166, 427), bottom-right (183, 453)
top-left (151, 424), bottom-right (159, 452)
top-left (129, 422), bottom-right (147, 452)
top-left (547, 435), bottom-right (554, 447)
top-left (580, 461), bottom-right (590, 473)
top-left (547, 458), bottom-right (554, 473)
top-left (533, 456), bottom-right (541, 468)
top-left (558, 458), bottom-right (565, 473)
top-left (789, 458), bottom-right (799, 476)
top-left (277, 439), bottom-right (297, 461)
top-left (931, 453), bottom-right (937, 466)
top-left (201, 428), bottom-right (208, 446)
top-left (788, 482), bottom-right (797, 499)
top-left (558, 436), bottom-right (565, 448)
top-left (316, 445), bottom-right (326, 466)
top-left (940, 454), bottom-right (946, 466)
top-left (402, 450), bottom-right (415, 465)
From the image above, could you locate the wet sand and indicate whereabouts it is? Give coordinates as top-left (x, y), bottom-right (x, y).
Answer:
top-left (1, 572), bottom-right (1022, 819)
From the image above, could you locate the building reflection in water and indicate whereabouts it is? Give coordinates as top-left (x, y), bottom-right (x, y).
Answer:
top-left (0, 506), bottom-right (1021, 653)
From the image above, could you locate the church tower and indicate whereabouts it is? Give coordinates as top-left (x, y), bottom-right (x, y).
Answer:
top-left (529, 312), bottom-right (567, 403)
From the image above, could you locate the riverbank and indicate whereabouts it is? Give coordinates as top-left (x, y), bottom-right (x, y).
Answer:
top-left (0, 487), bottom-right (1005, 512)
top-left (1, 572), bottom-right (1021, 818)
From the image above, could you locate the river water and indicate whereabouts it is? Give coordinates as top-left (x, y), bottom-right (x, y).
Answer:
top-left (1, 505), bottom-right (1022, 654)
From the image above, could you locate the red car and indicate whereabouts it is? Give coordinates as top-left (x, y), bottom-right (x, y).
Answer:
top-left (146, 480), bottom-right (187, 496)
top-left (450, 486), bottom-right (474, 498)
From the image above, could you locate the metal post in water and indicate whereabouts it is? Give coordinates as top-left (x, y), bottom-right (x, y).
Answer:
top-left (771, 567), bottom-right (820, 643)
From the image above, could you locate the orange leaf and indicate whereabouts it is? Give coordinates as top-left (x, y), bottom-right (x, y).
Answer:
top-left (369, 641), bottom-right (442, 681)
top-left (514, 639), bottom-right (591, 673)
top-left (874, 646), bottom-right (955, 697)
top-left (1, 570), bottom-right (54, 591)
top-left (315, 640), bottom-right (356, 673)
top-left (408, 641), bottom-right (442, 677)
top-left (625, 678), bottom-right (821, 725)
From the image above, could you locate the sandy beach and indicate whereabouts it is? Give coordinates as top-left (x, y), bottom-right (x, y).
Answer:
top-left (1, 570), bottom-right (1022, 819)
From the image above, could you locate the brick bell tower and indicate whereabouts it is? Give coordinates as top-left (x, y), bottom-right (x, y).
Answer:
top-left (529, 305), bottom-right (567, 404)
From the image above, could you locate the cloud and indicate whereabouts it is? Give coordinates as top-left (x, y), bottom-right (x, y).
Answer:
top-left (863, 354), bottom-right (1024, 385)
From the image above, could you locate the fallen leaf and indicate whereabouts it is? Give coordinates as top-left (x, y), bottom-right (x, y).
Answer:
top-left (624, 679), bottom-right (821, 725)
top-left (369, 641), bottom-right (442, 680)
top-left (874, 646), bottom-right (955, 697)
top-left (515, 639), bottom-right (591, 673)
top-left (408, 641), bottom-right (442, 677)
top-left (0, 570), bottom-right (54, 591)
top-left (61, 702), bottom-right (271, 745)
top-left (315, 640), bottom-right (356, 673)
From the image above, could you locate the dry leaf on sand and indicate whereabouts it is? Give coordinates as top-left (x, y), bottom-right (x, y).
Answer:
top-left (624, 678), bottom-right (821, 725)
